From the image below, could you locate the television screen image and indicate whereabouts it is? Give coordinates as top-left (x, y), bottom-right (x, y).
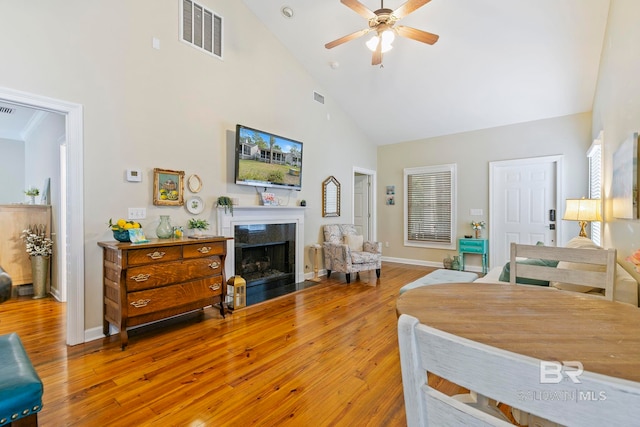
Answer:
top-left (235, 124), bottom-right (303, 190)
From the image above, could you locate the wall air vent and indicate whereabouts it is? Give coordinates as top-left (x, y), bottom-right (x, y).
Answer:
top-left (181, 0), bottom-right (223, 59)
top-left (313, 91), bottom-right (325, 105)
top-left (0, 106), bottom-right (14, 114)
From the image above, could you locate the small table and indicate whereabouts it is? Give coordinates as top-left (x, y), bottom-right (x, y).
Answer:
top-left (396, 283), bottom-right (640, 382)
top-left (458, 238), bottom-right (488, 273)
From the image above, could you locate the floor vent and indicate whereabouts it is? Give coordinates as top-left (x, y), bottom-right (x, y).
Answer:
top-left (181, 0), bottom-right (223, 59)
top-left (0, 106), bottom-right (14, 114)
top-left (313, 91), bottom-right (325, 105)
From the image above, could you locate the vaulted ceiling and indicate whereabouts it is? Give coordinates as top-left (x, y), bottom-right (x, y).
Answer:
top-left (243, 0), bottom-right (610, 145)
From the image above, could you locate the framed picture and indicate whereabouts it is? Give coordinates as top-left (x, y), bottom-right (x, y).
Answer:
top-left (261, 192), bottom-right (278, 206)
top-left (612, 133), bottom-right (639, 219)
top-left (153, 168), bottom-right (185, 206)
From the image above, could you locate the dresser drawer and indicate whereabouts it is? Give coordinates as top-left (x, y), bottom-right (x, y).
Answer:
top-left (459, 239), bottom-right (487, 253)
top-left (183, 241), bottom-right (225, 258)
top-left (127, 246), bottom-right (182, 266)
top-left (126, 276), bottom-right (223, 317)
top-left (126, 256), bottom-right (223, 291)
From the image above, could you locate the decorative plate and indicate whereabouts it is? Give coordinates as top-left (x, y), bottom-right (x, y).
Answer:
top-left (186, 196), bottom-right (204, 215)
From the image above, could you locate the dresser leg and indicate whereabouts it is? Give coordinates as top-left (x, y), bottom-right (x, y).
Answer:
top-left (120, 329), bottom-right (129, 350)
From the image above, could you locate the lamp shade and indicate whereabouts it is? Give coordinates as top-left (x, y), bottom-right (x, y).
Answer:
top-left (562, 198), bottom-right (602, 222)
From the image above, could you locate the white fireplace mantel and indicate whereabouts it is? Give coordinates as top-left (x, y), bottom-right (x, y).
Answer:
top-left (216, 206), bottom-right (306, 283)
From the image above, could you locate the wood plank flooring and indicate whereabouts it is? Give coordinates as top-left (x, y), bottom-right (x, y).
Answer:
top-left (0, 262), bottom-right (436, 427)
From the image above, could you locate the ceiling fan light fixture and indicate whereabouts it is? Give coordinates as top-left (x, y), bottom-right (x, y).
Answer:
top-left (366, 33), bottom-right (393, 53)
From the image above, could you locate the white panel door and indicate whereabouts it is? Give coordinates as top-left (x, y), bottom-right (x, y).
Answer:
top-left (491, 158), bottom-right (559, 268)
top-left (353, 173), bottom-right (370, 240)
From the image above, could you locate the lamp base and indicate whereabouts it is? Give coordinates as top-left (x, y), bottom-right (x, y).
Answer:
top-left (578, 221), bottom-right (588, 238)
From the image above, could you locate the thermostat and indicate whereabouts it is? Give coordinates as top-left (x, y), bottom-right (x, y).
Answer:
top-left (126, 169), bottom-right (142, 182)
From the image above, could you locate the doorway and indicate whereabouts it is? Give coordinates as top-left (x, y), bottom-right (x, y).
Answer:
top-left (0, 86), bottom-right (84, 345)
top-left (353, 167), bottom-right (376, 241)
top-left (489, 155), bottom-right (563, 268)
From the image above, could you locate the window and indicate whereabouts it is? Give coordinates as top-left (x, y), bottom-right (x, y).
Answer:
top-left (588, 134), bottom-right (602, 246)
top-left (181, 0), bottom-right (223, 59)
top-left (404, 164), bottom-right (457, 249)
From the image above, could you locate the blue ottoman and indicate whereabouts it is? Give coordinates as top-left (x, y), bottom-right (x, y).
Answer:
top-left (0, 333), bottom-right (43, 426)
top-left (399, 269), bottom-right (479, 294)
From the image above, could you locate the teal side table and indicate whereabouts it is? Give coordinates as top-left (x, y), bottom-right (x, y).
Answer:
top-left (458, 238), bottom-right (488, 273)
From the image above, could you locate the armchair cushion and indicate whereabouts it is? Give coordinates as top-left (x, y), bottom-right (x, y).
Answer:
top-left (345, 234), bottom-right (364, 252)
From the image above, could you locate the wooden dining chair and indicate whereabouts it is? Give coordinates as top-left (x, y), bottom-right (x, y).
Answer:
top-left (398, 313), bottom-right (640, 426)
top-left (509, 242), bottom-right (616, 300)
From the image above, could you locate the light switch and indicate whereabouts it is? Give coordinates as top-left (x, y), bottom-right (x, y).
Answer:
top-left (470, 208), bottom-right (483, 216)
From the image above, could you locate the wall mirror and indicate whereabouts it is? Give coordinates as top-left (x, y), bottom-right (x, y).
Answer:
top-left (322, 176), bottom-right (341, 217)
top-left (187, 174), bottom-right (202, 193)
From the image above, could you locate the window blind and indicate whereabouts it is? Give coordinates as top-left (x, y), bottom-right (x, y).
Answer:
top-left (588, 140), bottom-right (602, 246)
top-left (404, 164), bottom-right (457, 249)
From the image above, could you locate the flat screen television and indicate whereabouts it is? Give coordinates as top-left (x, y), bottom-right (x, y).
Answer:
top-left (235, 124), bottom-right (303, 190)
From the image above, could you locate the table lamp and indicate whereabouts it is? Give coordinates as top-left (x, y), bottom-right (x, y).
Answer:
top-left (562, 198), bottom-right (602, 237)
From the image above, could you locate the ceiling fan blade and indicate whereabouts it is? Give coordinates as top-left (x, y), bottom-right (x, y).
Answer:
top-left (341, 0), bottom-right (376, 19)
top-left (392, 0), bottom-right (431, 20)
top-left (325, 28), bottom-right (371, 49)
top-left (396, 25), bottom-right (439, 45)
top-left (372, 39), bottom-right (382, 65)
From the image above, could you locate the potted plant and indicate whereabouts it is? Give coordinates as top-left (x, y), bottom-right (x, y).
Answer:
top-left (216, 196), bottom-right (234, 215)
top-left (24, 187), bottom-right (39, 204)
top-left (187, 218), bottom-right (210, 237)
top-left (21, 224), bottom-right (53, 299)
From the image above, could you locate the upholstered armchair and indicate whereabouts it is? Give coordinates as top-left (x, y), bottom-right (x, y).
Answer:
top-left (322, 224), bottom-right (382, 284)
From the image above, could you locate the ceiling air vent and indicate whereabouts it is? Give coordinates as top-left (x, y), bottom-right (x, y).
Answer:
top-left (0, 106), bottom-right (14, 114)
top-left (181, 0), bottom-right (223, 59)
top-left (313, 91), bottom-right (325, 105)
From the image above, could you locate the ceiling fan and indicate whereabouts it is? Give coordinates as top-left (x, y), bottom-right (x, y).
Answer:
top-left (325, 0), bottom-right (439, 66)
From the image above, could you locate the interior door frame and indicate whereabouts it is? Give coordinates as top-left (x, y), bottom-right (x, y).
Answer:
top-left (352, 166), bottom-right (376, 241)
top-left (0, 86), bottom-right (85, 346)
top-left (489, 155), bottom-right (563, 268)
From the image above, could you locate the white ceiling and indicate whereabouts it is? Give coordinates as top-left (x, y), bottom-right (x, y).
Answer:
top-left (242, 0), bottom-right (610, 145)
top-left (0, 102), bottom-right (41, 141)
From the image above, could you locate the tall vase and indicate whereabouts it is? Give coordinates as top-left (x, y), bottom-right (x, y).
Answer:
top-left (156, 215), bottom-right (173, 239)
top-left (31, 256), bottom-right (49, 299)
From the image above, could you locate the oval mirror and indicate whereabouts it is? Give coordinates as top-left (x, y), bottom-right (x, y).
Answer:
top-left (187, 174), bottom-right (202, 193)
top-left (322, 176), bottom-right (340, 217)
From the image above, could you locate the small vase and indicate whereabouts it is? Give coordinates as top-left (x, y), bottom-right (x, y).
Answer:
top-left (156, 215), bottom-right (173, 239)
top-left (191, 228), bottom-right (203, 238)
top-left (31, 256), bottom-right (49, 299)
top-left (451, 256), bottom-right (460, 271)
top-left (475, 229), bottom-right (481, 239)
top-left (29, 195), bottom-right (35, 205)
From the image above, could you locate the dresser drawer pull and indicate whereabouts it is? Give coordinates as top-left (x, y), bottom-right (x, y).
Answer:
top-left (198, 246), bottom-right (212, 254)
top-left (130, 299), bottom-right (151, 308)
top-left (209, 284), bottom-right (221, 291)
top-left (130, 273), bottom-right (151, 282)
top-left (146, 251), bottom-right (166, 260)
top-left (209, 261), bottom-right (220, 269)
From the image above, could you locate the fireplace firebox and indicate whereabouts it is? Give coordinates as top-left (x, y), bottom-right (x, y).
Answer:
top-left (234, 223), bottom-right (295, 289)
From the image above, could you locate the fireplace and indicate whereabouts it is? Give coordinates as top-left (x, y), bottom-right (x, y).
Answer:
top-left (217, 206), bottom-right (306, 305)
top-left (234, 223), bottom-right (295, 287)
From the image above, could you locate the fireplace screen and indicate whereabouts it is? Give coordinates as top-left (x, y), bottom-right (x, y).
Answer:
top-left (234, 223), bottom-right (295, 287)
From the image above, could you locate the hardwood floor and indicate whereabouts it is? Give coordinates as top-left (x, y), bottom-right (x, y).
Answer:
top-left (0, 262), bottom-right (435, 426)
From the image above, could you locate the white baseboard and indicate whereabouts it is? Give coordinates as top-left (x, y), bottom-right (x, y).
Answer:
top-left (381, 256), bottom-right (484, 273)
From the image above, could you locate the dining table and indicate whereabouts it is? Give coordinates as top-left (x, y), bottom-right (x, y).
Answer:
top-left (396, 282), bottom-right (640, 383)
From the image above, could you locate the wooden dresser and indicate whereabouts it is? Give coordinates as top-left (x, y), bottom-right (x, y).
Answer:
top-left (98, 237), bottom-right (231, 349)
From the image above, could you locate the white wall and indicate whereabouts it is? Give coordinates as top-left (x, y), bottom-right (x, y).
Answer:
top-left (0, 1), bottom-right (376, 332)
top-left (23, 111), bottom-right (65, 295)
top-left (591, 0), bottom-right (640, 282)
top-left (0, 138), bottom-right (24, 203)
top-left (377, 113), bottom-right (592, 270)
